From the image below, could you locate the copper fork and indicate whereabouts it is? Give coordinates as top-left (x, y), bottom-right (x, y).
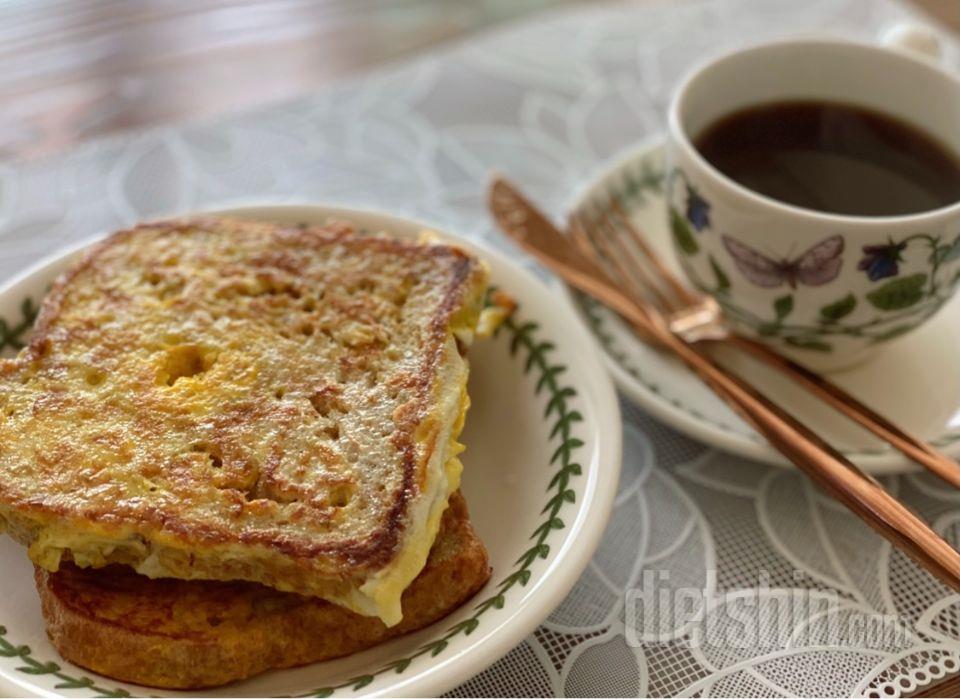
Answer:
top-left (571, 197), bottom-right (960, 489)
top-left (488, 176), bottom-right (960, 593)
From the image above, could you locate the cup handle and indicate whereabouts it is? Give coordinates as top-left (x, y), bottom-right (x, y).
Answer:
top-left (879, 22), bottom-right (945, 65)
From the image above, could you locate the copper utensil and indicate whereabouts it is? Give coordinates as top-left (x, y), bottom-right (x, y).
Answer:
top-left (488, 176), bottom-right (960, 593)
top-left (569, 196), bottom-right (960, 489)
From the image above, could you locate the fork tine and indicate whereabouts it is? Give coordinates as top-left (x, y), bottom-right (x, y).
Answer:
top-left (571, 212), bottom-right (618, 279)
top-left (569, 212), bottom-right (663, 347)
top-left (588, 207), bottom-right (677, 312)
top-left (608, 197), bottom-right (700, 307)
top-left (574, 212), bottom-right (656, 309)
top-left (568, 214), bottom-right (601, 266)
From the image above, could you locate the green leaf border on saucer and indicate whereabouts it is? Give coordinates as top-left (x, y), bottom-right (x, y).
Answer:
top-left (574, 157), bottom-right (763, 442)
top-left (0, 296), bottom-right (585, 697)
top-left (572, 149), bottom-right (960, 457)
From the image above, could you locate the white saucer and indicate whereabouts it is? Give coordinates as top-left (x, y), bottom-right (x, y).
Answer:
top-left (564, 138), bottom-right (960, 474)
top-left (0, 205), bottom-right (621, 697)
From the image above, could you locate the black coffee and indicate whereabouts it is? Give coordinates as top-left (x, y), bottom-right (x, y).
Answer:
top-left (694, 100), bottom-right (960, 216)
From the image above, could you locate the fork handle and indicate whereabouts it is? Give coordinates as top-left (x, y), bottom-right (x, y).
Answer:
top-left (723, 334), bottom-right (960, 488)
top-left (658, 325), bottom-right (960, 591)
top-left (568, 271), bottom-right (960, 591)
top-left (487, 181), bottom-right (960, 592)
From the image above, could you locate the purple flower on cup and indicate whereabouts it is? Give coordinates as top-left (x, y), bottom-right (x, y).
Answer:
top-left (685, 185), bottom-right (711, 231)
top-left (858, 241), bottom-right (907, 281)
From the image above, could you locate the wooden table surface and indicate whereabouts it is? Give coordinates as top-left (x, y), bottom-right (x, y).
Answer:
top-left (0, 0), bottom-right (580, 160)
top-left (1, 0), bottom-right (956, 162)
top-left (2, 0), bottom-right (960, 695)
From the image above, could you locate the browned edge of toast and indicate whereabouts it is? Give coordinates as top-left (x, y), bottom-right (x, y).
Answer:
top-left (3, 216), bottom-right (487, 585)
top-left (35, 492), bottom-right (490, 690)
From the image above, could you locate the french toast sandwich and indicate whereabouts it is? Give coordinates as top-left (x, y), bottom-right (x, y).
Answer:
top-left (36, 491), bottom-right (490, 690)
top-left (0, 216), bottom-right (491, 626)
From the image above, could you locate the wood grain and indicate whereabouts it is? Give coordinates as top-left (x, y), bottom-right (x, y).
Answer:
top-left (915, 673), bottom-right (960, 697)
top-left (909, 0), bottom-right (959, 32)
top-left (0, 0), bottom-right (955, 160)
top-left (0, 0), bottom-right (577, 160)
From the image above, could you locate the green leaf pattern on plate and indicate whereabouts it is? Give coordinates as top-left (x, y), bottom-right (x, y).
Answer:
top-left (305, 306), bottom-right (586, 696)
top-left (576, 149), bottom-right (960, 453)
top-left (0, 295), bottom-right (585, 697)
top-left (0, 624), bottom-right (130, 698)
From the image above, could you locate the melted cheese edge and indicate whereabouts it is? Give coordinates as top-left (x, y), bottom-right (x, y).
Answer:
top-left (6, 253), bottom-right (504, 627)
top-left (346, 334), bottom-right (470, 625)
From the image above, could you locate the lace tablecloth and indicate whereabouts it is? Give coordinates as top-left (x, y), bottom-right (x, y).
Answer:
top-left (4, 0), bottom-right (960, 696)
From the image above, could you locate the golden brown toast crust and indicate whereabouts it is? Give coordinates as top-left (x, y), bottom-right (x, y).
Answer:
top-left (35, 492), bottom-right (490, 690)
top-left (0, 216), bottom-right (488, 615)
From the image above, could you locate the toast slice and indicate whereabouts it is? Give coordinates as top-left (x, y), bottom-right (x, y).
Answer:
top-left (35, 491), bottom-right (490, 690)
top-left (0, 217), bottom-right (490, 625)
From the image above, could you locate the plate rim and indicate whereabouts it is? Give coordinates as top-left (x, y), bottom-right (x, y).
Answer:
top-left (0, 204), bottom-right (623, 698)
top-left (562, 136), bottom-right (956, 474)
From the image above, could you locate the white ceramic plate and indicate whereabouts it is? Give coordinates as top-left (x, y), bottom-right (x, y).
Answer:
top-left (0, 205), bottom-right (621, 698)
top-left (565, 137), bottom-right (960, 474)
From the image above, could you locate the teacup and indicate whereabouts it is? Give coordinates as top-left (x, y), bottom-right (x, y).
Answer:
top-left (666, 34), bottom-right (960, 370)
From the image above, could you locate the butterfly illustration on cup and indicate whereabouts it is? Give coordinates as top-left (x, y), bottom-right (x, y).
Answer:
top-left (721, 235), bottom-right (845, 289)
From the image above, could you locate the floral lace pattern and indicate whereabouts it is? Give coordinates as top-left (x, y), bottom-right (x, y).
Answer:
top-left (1, 0), bottom-right (958, 696)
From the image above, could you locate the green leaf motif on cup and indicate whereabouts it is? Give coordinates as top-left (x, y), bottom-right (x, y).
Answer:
top-left (709, 255), bottom-right (730, 292)
top-left (593, 153), bottom-right (960, 357)
top-left (670, 208), bottom-right (699, 255)
top-left (932, 234), bottom-right (960, 266)
top-left (820, 294), bottom-right (857, 322)
top-left (773, 295), bottom-right (794, 320)
top-left (866, 273), bottom-right (927, 311)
